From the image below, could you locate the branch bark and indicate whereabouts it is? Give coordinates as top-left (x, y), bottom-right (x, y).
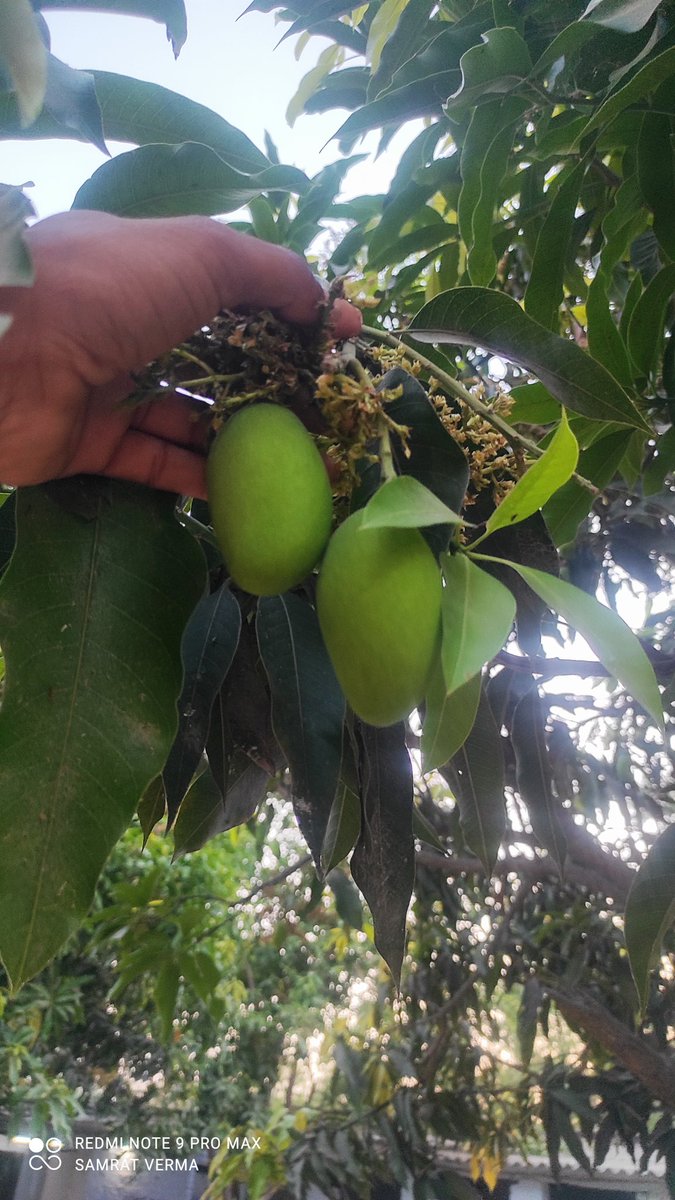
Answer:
top-left (545, 982), bottom-right (675, 1110)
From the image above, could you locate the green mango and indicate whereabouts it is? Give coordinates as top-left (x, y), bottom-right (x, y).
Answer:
top-left (316, 510), bottom-right (442, 726)
top-left (207, 404), bottom-right (332, 596)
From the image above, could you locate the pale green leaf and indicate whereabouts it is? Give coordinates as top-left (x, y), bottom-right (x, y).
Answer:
top-left (422, 666), bottom-right (481, 772)
top-left (473, 555), bottom-right (663, 728)
top-left (474, 411), bottom-right (579, 545)
top-left (440, 553), bottom-right (516, 693)
top-left (360, 475), bottom-right (464, 532)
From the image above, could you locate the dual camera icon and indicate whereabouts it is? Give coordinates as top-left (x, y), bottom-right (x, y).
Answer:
top-left (28, 1137), bottom-right (64, 1171)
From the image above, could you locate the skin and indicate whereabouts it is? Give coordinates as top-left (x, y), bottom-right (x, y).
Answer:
top-left (0, 211), bottom-right (362, 498)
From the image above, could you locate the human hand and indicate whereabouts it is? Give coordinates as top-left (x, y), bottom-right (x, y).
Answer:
top-left (0, 211), bottom-right (362, 498)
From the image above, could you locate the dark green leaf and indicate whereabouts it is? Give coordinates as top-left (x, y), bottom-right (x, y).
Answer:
top-left (543, 429), bottom-right (632, 545)
top-left (72, 143), bottom-right (308, 217)
top-left (163, 583), bottom-right (241, 826)
top-left (154, 961), bottom-right (180, 1042)
top-left (39, 0), bottom-right (187, 55)
top-left (626, 262), bottom-right (675, 379)
top-left (448, 26), bottom-right (532, 113)
top-left (578, 45), bottom-right (675, 140)
top-left (440, 552), bottom-right (515, 692)
top-left (445, 687), bottom-right (505, 873)
top-left (457, 96), bottom-right (529, 285)
top-left (625, 822), bottom-right (675, 1009)
top-left (421, 665), bottom-right (482, 772)
top-left (172, 760), bottom-right (267, 858)
top-left (524, 160), bottom-right (589, 332)
top-left (322, 749), bottom-right (361, 874)
top-left (644, 426), bottom-right (675, 495)
top-left (137, 774), bottom-right (166, 847)
top-left (351, 723), bottom-right (414, 985)
top-left (637, 105), bottom-right (675, 262)
top-left (257, 593), bottom-right (345, 870)
top-left (0, 491), bottom-right (16, 579)
top-left (0, 480), bottom-right (205, 990)
top-left (507, 382), bottom-right (561, 426)
top-left (512, 689), bottom-right (567, 871)
top-left (43, 54), bottom-right (106, 153)
top-left (408, 287), bottom-right (649, 430)
top-left (327, 867), bottom-right (363, 930)
top-left (518, 976), bottom-right (542, 1068)
top-left (378, 368), bottom-right (470, 550)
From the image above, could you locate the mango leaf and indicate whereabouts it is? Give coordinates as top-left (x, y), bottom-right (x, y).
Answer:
top-left (366, 0), bottom-right (414, 73)
top-left (0, 491), bottom-right (16, 579)
top-left (625, 822), bottom-right (675, 1010)
top-left (530, 21), bottom-right (599, 78)
top-left (457, 95), bottom-right (528, 286)
top-left (587, 174), bottom-right (645, 386)
top-left (543, 429), bottom-right (632, 546)
top-left (0, 71), bottom-right (273, 174)
top-left (580, 0), bottom-right (663, 34)
top-left (473, 411), bottom-right (579, 545)
top-left (154, 961), bottom-right (180, 1042)
top-left (72, 142), bottom-right (309, 216)
top-left (412, 805), bottom-right (446, 851)
top-left (327, 867), bottom-right (364, 930)
top-left (626, 263), bottom-right (675, 379)
top-left (439, 552), bottom-right (515, 692)
top-left (0, 480), bottom-right (205, 991)
top-left (442, 688), bottom-right (505, 873)
top-left (172, 758), bottom-right (267, 858)
top-left (163, 583), bottom-right (241, 826)
top-left (322, 778), bottom-right (361, 875)
top-left (447, 26), bottom-right (532, 113)
top-left (421, 666), bottom-right (482, 772)
top-left (524, 159), bottom-right (589, 332)
top-left (407, 288), bottom-right (649, 431)
top-left (137, 775), bottom-right (166, 847)
top-left (0, 0), bottom-right (47, 125)
top-left (361, 476), bottom-right (464, 532)
top-left (257, 593), bottom-right (345, 871)
top-left (207, 619), bottom-right (283, 780)
top-left (637, 106), bottom-right (675, 262)
top-left (507, 382), bottom-right (560, 425)
top-left (351, 722), bottom-right (415, 986)
top-left (376, 367), bottom-right (469, 556)
top-left (39, 0), bottom-right (188, 57)
top-left (577, 45), bottom-right (675, 140)
top-left (44, 54), bottom-right (107, 154)
top-left (512, 689), bottom-right (567, 872)
top-left (474, 555), bottom-right (663, 727)
top-left (643, 426), bottom-right (675, 496)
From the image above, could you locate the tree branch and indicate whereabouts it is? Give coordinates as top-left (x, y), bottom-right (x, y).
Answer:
top-left (545, 982), bottom-right (675, 1110)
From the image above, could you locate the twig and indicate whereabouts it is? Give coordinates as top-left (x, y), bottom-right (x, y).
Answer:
top-left (363, 325), bottom-right (599, 495)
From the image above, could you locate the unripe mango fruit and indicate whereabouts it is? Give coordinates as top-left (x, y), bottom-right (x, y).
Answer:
top-left (207, 403), bottom-right (333, 596)
top-left (316, 510), bottom-right (442, 726)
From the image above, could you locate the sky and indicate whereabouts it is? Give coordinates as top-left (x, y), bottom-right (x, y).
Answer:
top-left (2, 1), bottom-right (418, 219)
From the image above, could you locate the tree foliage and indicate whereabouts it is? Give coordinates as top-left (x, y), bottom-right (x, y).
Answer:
top-left (1, 0), bottom-right (675, 1195)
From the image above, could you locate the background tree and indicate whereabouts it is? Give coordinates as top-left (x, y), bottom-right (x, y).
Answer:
top-left (1, 1), bottom-right (675, 1197)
